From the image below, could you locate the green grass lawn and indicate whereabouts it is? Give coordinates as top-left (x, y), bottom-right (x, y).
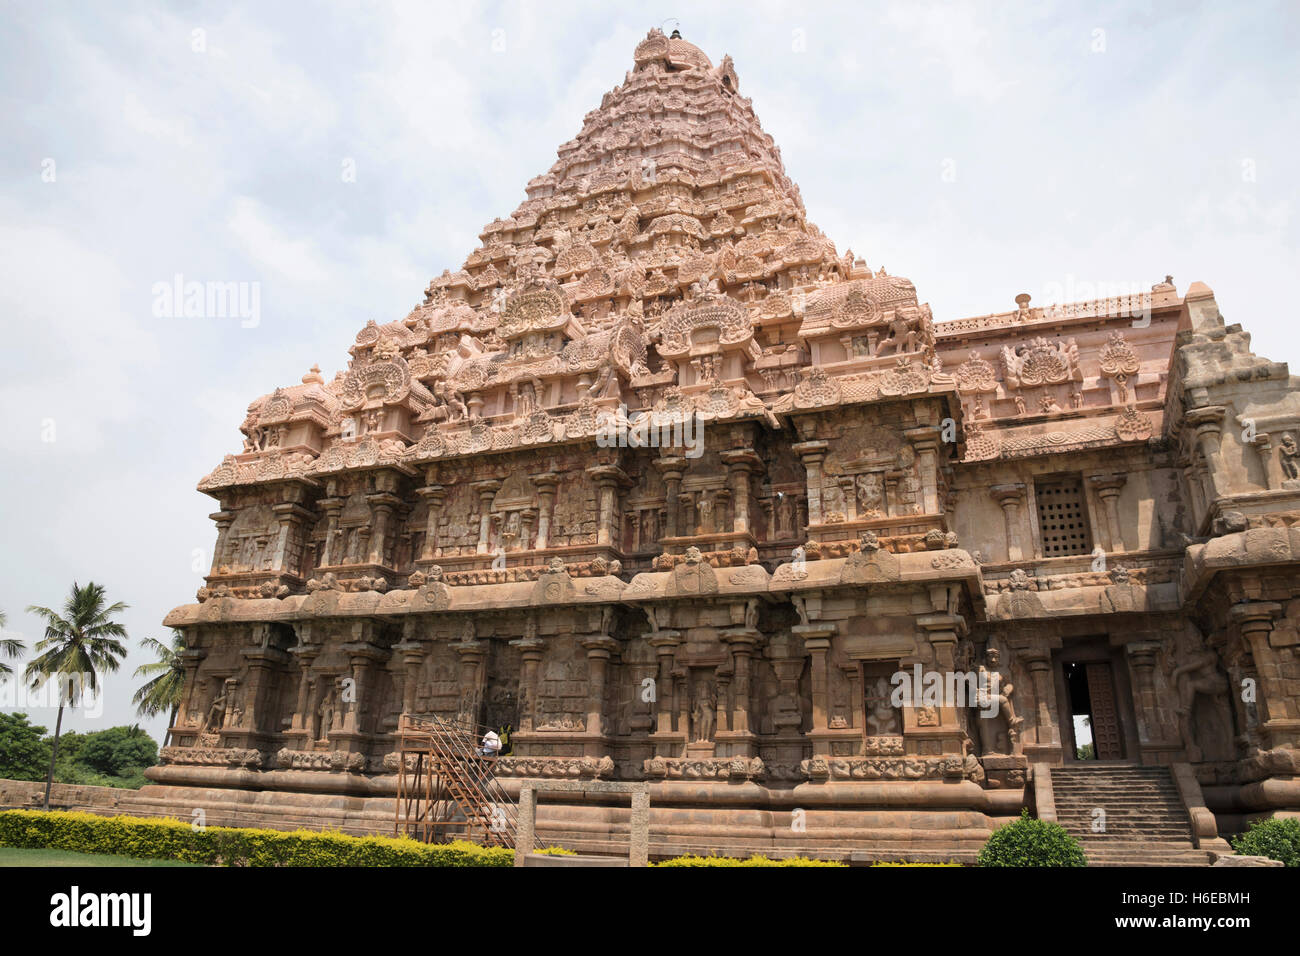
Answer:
top-left (0, 847), bottom-right (203, 867)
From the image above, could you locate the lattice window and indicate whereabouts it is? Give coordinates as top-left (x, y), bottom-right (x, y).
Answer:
top-left (1035, 477), bottom-right (1093, 556)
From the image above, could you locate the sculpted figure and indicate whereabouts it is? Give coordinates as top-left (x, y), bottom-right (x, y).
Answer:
top-left (1169, 647), bottom-right (1229, 762)
top-left (1280, 433), bottom-right (1299, 481)
top-left (202, 679), bottom-right (234, 734)
top-left (875, 316), bottom-right (917, 356)
top-left (692, 681), bottom-right (716, 742)
top-left (975, 648), bottom-right (1022, 755)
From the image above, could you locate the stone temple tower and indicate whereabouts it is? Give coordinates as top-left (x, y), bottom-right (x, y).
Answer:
top-left (139, 28), bottom-right (1300, 862)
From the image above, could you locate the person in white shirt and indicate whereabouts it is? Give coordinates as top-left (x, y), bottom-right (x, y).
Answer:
top-left (479, 730), bottom-right (501, 757)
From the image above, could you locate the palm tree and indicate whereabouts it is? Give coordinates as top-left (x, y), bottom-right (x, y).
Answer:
top-left (132, 631), bottom-right (186, 746)
top-left (25, 582), bottom-right (129, 809)
top-left (0, 609), bottom-right (25, 676)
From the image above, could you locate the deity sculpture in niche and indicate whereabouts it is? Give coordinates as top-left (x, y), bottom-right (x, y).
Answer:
top-left (1167, 645), bottom-right (1233, 762)
top-left (974, 648), bottom-right (1022, 755)
top-left (202, 677), bottom-right (236, 734)
top-left (691, 680), bottom-right (717, 742)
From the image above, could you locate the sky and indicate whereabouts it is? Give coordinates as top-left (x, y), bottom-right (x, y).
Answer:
top-left (1, 0), bottom-right (1297, 743)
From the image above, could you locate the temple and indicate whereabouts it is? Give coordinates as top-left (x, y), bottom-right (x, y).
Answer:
top-left (140, 29), bottom-right (1300, 862)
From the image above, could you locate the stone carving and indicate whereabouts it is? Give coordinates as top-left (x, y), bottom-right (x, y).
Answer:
top-left (162, 27), bottom-right (1300, 861)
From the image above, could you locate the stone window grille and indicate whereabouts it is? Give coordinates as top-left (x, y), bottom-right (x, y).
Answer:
top-left (1034, 476), bottom-right (1093, 557)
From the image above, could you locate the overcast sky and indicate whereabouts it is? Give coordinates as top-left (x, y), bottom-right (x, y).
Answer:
top-left (1, 0), bottom-right (1297, 741)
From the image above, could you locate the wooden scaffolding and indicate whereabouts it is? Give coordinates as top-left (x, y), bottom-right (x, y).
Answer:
top-left (394, 713), bottom-right (522, 849)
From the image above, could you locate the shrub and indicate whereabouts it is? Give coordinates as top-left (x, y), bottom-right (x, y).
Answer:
top-left (0, 810), bottom-right (513, 867)
top-left (655, 853), bottom-right (845, 867)
top-left (871, 861), bottom-right (963, 867)
top-left (0, 713), bottom-right (52, 781)
top-left (977, 810), bottom-right (1087, 867)
top-left (1231, 817), bottom-right (1300, 867)
top-left (536, 845), bottom-right (577, 855)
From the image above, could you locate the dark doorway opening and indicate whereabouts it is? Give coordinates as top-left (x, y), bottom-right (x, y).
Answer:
top-left (1064, 661), bottom-right (1125, 761)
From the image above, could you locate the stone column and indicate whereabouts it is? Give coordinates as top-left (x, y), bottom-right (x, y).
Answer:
top-left (720, 449), bottom-right (760, 535)
top-left (532, 473), bottom-right (558, 551)
top-left (393, 637), bottom-right (425, 717)
top-left (339, 639), bottom-right (389, 736)
top-left (1089, 474), bottom-right (1127, 553)
top-left (648, 631), bottom-right (681, 735)
top-left (271, 502), bottom-right (313, 574)
top-left (1230, 603), bottom-right (1290, 749)
top-left (317, 497), bottom-right (344, 567)
top-left (509, 636), bottom-right (545, 732)
top-left (722, 629), bottom-right (758, 734)
top-left (991, 483), bottom-right (1027, 562)
top-left (471, 480), bottom-right (501, 555)
top-left (1021, 649), bottom-right (1061, 752)
top-left (451, 637), bottom-right (486, 724)
top-left (904, 426), bottom-right (942, 515)
top-left (237, 644), bottom-right (290, 737)
top-left (792, 440), bottom-right (829, 526)
top-left (586, 465), bottom-right (628, 548)
top-left (795, 624), bottom-right (836, 745)
top-left (581, 636), bottom-right (619, 738)
top-left (1186, 405), bottom-right (1227, 503)
top-left (288, 639), bottom-right (320, 731)
top-left (654, 458), bottom-right (686, 539)
top-left (209, 510), bottom-right (234, 574)
top-left (416, 484), bottom-right (446, 559)
top-left (365, 492), bottom-right (401, 567)
top-left (842, 662), bottom-right (865, 733)
top-left (1124, 640), bottom-right (1165, 745)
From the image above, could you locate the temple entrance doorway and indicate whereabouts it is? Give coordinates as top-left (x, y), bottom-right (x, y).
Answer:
top-left (1062, 660), bottom-right (1125, 761)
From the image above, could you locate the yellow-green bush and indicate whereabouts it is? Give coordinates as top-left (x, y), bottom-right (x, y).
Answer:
top-left (655, 853), bottom-right (845, 867)
top-left (536, 845), bottom-right (577, 855)
top-left (0, 810), bottom-right (512, 867)
top-left (871, 861), bottom-right (963, 867)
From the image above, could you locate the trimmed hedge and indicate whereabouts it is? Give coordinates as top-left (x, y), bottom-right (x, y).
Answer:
top-left (655, 853), bottom-right (845, 867)
top-left (1231, 817), bottom-right (1300, 867)
top-left (0, 810), bottom-right (512, 867)
top-left (871, 861), bottom-right (963, 867)
top-left (977, 810), bottom-right (1087, 867)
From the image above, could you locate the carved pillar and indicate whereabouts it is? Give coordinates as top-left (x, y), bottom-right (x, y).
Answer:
top-left (991, 483), bottom-right (1027, 562)
top-left (416, 485), bottom-right (446, 559)
top-left (1089, 474), bottom-right (1127, 552)
top-left (1230, 603), bottom-right (1291, 749)
top-left (365, 492), bottom-right (401, 566)
top-left (451, 637), bottom-right (486, 725)
top-left (720, 449), bottom-right (760, 535)
top-left (904, 426), bottom-right (941, 515)
top-left (1186, 406), bottom-right (1227, 504)
top-left (288, 637), bottom-right (320, 732)
top-left (795, 624), bottom-right (836, 750)
top-left (1021, 649), bottom-right (1061, 755)
top-left (792, 440), bottom-right (829, 526)
top-left (581, 636), bottom-right (619, 738)
top-left (271, 502), bottom-right (312, 575)
top-left (722, 629), bottom-right (758, 735)
top-left (510, 636), bottom-right (545, 733)
top-left (338, 636), bottom-right (389, 738)
top-left (654, 457), bottom-right (686, 539)
top-left (471, 480), bottom-right (501, 555)
top-left (532, 473), bottom-right (558, 551)
top-left (393, 635), bottom-right (425, 717)
top-left (317, 497), bottom-right (344, 567)
top-left (586, 465), bottom-right (628, 548)
top-left (648, 631), bottom-right (681, 737)
top-left (209, 510), bottom-right (234, 574)
top-left (1124, 640), bottom-right (1166, 746)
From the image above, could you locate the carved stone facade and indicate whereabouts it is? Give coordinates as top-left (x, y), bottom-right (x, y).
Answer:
top-left (147, 31), bottom-right (1300, 858)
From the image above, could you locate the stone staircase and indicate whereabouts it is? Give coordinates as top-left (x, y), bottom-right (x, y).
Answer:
top-left (1049, 765), bottom-right (1214, 866)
